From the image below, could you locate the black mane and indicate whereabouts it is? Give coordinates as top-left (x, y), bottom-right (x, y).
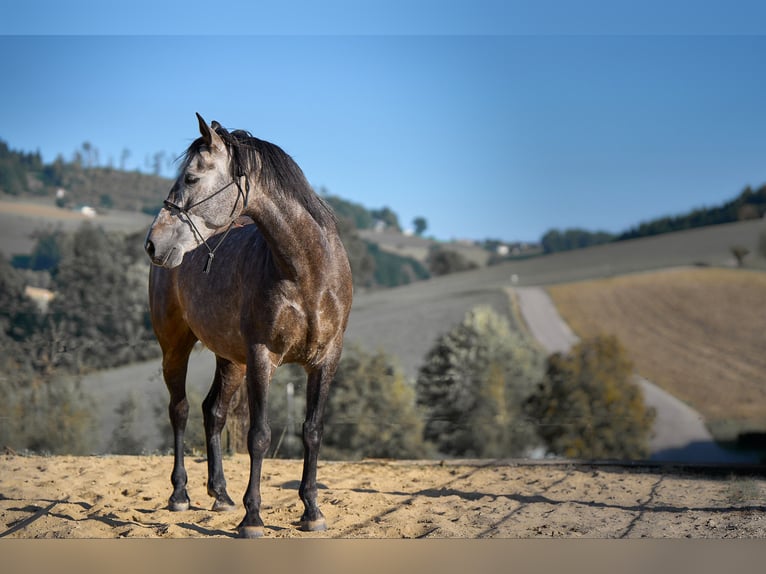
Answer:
top-left (182, 124), bottom-right (336, 230)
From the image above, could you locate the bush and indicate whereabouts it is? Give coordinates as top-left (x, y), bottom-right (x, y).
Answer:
top-left (225, 347), bottom-right (432, 460)
top-left (526, 335), bottom-right (655, 460)
top-left (426, 247), bottom-right (478, 277)
top-left (0, 374), bottom-right (97, 455)
top-left (43, 223), bottom-right (159, 372)
top-left (416, 305), bottom-right (546, 458)
top-left (152, 385), bottom-right (208, 456)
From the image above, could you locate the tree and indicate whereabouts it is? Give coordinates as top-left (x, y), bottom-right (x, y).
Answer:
top-left (109, 394), bottom-right (145, 454)
top-left (541, 228), bottom-right (615, 254)
top-left (366, 241), bottom-right (430, 287)
top-left (413, 216), bottom-right (428, 236)
top-left (27, 228), bottom-right (65, 271)
top-left (0, 253), bottom-right (41, 344)
top-left (526, 335), bottom-right (655, 460)
top-left (334, 215), bottom-right (376, 288)
top-left (120, 148), bottom-right (131, 170)
top-left (426, 247), bottom-right (478, 277)
top-left (152, 151), bottom-right (166, 176)
top-left (264, 347), bottom-right (432, 460)
top-left (416, 306), bottom-right (545, 458)
top-left (44, 223), bottom-right (158, 372)
top-left (153, 386), bottom-right (207, 455)
top-left (323, 346), bottom-right (432, 460)
top-left (370, 206), bottom-right (401, 231)
top-left (730, 245), bottom-right (749, 267)
top-left (0, 374), bottom-right (97, 455)
top-left (322, 192), bottom-right (374, 230)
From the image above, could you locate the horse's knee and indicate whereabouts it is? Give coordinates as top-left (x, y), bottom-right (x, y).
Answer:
top-left (302, 421), bottom-right (323, 450)
top-left (247, 424), bottom-right (271, 456)
top-left (169, 397), bottom-right (189, 426)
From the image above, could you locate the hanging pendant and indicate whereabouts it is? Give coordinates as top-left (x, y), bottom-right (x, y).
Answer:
top-left (203, 252), bottom-right (214, 274)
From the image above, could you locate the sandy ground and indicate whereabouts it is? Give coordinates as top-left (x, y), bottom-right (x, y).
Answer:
top-left (1, 453), bottom-right (765, 539)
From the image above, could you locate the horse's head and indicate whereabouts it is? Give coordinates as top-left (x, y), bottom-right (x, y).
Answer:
top-left (145, 113), bottom-right (247, 269)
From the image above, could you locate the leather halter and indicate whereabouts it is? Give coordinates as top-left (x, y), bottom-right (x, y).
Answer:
top-left (163, 175), bottom-right (250, 274)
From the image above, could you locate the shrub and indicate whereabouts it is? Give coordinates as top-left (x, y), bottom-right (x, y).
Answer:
top-left (226, 347), bottom-right (432, 460)
top-left (416, 305), bottom-right (546, 458)
top-left (0, 374), bottom-right (97, 455)
top-left (526, 335), bottom-right (655, 460)
top-left (426, 247), bottom-right (478, 277)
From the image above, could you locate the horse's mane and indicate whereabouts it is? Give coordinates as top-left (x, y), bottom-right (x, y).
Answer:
top-left (182, 124), bottom-right (336, 230)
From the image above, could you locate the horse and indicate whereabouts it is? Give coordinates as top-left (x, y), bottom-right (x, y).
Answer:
top-left (144, 113), bottom-right (353, 538)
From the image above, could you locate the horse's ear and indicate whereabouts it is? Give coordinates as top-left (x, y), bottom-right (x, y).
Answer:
top-left (196, 113), bottom-right (223, 151)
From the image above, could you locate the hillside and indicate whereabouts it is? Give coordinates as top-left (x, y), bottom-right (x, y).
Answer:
top-left (547, 267), bottom-right (766, 442)
top-left (66, 218), bottom-right (766, 457)
top-left (0, 197), bottom-right (152, 256)
top-left (345, 217), bottom-right (766, 378)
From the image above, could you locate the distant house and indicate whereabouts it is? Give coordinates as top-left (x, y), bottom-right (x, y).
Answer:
top-left (24, 286), bottom-right (55, 312)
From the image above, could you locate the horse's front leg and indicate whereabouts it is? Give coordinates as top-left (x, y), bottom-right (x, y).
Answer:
top-left (161, 343), bottom-right (196, 511)
top-left (299, 356), bottom-right (339, 531)
top-left (203, 356), bottom-right (245, 512)
top-left (237, 347), bottom-right (274, 538)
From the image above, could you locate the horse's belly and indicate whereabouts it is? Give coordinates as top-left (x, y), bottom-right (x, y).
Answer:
top-left (189, 317), bottom-right (248, 365)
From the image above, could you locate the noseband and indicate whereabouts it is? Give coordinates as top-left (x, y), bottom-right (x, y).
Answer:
top-left (163, 174), bottom-right (250, 273)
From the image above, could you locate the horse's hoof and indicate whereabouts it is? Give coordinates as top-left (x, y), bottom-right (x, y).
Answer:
top-left (212, 499), bottom-right (237, 512)
top-left (168, 500), bottom-right (190, 512)
top-left (238, 525), bottom-right (265, 539)
top-left (300, 516), bottom-right (327, 532)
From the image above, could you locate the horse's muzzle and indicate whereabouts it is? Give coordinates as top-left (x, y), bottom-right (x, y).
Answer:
top-left (145, 239), bottom-right (174, 267)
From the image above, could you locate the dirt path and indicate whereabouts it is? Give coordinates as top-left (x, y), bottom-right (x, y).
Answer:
top-left (1, 454), bottom-right (764, 539)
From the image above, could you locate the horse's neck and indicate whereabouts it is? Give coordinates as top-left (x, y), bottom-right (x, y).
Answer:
top-left (245, 192), bottom-right (328, 282)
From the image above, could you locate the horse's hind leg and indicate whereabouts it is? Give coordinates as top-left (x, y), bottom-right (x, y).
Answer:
top-left (161, 333), bottom-right (198, 511)
top-left (238, 345), bottom-right (275, 538)
top-left (203, 355), bottom-right (245, 511)
top-left (298, 353), bottom-right (341, 532)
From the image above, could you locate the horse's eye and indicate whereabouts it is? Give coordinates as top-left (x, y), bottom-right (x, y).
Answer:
top-left (184, 174), bottom-right (199, 185)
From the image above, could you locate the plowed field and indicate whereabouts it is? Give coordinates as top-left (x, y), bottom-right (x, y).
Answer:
top-left (547, 267), bottom-right (766, 438)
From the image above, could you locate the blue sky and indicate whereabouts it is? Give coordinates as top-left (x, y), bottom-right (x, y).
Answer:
top-left (2, 2), bottom-right (766, 242)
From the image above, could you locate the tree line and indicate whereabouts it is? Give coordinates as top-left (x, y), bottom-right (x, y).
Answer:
top-left (540, 183), bottom-right (766, 254)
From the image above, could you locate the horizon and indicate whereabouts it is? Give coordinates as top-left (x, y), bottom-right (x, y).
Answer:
top-left (2, 2), bottom-right (766, 243)
top-left (1, 133), bottom-right (762, 246)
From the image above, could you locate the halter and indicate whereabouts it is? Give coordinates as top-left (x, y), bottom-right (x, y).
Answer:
top-left (163, 173), bottom-right (250, 274)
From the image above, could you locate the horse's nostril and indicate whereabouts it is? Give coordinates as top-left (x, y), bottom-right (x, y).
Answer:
top-left (145, 240), bottom-right (155, 258)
